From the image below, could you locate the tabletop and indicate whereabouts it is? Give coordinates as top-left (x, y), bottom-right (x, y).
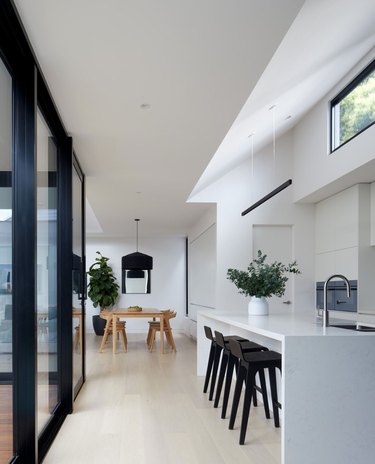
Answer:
top-left (105, 308), bottom-right (166, 353)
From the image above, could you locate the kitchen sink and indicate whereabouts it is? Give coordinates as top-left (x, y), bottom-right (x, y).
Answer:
top-left (330, 324), bottom-right (375, 332)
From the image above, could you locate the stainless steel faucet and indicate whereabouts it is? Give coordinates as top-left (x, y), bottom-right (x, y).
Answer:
top-left (323, 274), bottom-right (351, 327)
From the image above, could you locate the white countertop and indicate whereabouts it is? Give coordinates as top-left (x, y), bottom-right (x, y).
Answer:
top-left (201, 309), bottom-right (375, 341)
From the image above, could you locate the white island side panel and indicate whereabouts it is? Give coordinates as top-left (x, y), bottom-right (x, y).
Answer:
top-left (284, 335), bottom-right (375, 464)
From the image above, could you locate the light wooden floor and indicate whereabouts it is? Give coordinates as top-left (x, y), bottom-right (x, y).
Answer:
top-left (44, 333), bottom-right (281, 464)
top-left (0, 385), bottom-right (12, 464)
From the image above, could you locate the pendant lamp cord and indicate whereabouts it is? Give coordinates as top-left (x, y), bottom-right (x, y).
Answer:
top-left (248, 133), bottom-right (255, 201)
top-left (251, 133), bottom-right (254, 178)
top-left (270, 105), bottom-right (276, 176)
top-left (135, 218), bottom-right (140, 252)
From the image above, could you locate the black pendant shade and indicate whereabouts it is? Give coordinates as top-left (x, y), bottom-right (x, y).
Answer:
top-left (121, 219), bottom-right (153, 271)
top-left (121, 252), bottom-right (153, 270)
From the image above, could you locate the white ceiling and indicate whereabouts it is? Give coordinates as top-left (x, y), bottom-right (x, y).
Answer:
top-left (12, 0), bottom-right (375, 238)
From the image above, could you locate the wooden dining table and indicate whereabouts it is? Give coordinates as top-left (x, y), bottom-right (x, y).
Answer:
top-left (72, 308), bottom-right (83, 352)
top-left (110, 308), bottom-right (166, 354)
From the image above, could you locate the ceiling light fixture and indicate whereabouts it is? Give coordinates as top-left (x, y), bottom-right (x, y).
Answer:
top-left (241, 105), bottom-right (292, 216)
top-left (121, 219), bottom-right (153, 271)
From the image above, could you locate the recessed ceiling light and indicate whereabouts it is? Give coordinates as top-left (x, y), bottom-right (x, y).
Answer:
top-left (140, 103), bottom-right (151, 110)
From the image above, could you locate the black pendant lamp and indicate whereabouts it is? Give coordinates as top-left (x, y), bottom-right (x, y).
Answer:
top-left (121, 219), bottom-right (153, 271)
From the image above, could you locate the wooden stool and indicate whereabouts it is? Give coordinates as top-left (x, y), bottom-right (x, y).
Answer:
top-left (147, 310), bottom-right (177, 352)
top-left (213, 330), bottom-right (269, 419)
top-left (99, 314), bottom-right (127, 352)
top-left (228, 339), bottom-right (281, 445)
top-left (203, 326), bottom-right (248, 401)
top-left (74, 325), bottom-right (81, 351)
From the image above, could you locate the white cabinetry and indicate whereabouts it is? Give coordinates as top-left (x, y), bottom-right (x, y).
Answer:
top-left (315, 186), bottom-right (358, 255)
top-left (188, 222), bottom-right (216, 339)
top-left (371, 182), bottom-right (375, 246)
top-left (315, 184), bottom-right (375, 314)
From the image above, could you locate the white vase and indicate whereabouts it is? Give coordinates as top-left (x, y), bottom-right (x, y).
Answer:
top-left (248, 296), bottom-right (269, 316)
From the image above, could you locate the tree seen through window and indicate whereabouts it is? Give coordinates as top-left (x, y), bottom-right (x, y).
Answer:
top-left (332, 61), bottom-right (375, 150)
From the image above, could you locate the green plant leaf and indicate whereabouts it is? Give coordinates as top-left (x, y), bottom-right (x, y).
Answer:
top-left (87, 251), bottom-right (119, 309)
top-left (227, 250), bottom-right (301, 299)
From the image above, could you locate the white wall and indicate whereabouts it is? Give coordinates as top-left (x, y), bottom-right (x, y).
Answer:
top-left (188, 48), bottom-right (375, 319)
top-left (187, 207), bottom-right (216, 338)
top-left (189, 131), bottom-right (315, 315)
top-left (86, 236), bottom-right (186, 333)
top-left (212, 131), bottom-right (315, 313)
top-left (293, 48), bottom-right (375, 202)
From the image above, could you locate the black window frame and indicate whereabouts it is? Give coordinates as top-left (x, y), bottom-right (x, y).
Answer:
top-left (330, 58), bottom-right (375, 153)
top-left (0, 1), bottom-right (81, 462)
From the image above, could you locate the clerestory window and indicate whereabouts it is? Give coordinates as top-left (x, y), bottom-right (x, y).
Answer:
top-left (331, 59), bottom-right (375, 152)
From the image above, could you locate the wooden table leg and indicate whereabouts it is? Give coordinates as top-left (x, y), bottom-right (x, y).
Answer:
top-left (100, 317), bottom-right (111, 352)
top-left (77, 315), bottom-right (81, 353)
top-left (112, 315), bottom-right (117, 354)
top-left (160, 315), bottom-right (164, 354)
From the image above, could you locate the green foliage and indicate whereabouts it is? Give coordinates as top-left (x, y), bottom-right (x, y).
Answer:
top-left (227, 250), bottom-right (300, 299)
top-left (339, 70), bottom-right (375, 145)
top-left (87, 251), bottom-right (119, 310)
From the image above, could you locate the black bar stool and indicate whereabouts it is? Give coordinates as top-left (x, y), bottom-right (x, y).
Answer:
top-left (228, 339), bottom-right (282, 445)
top-left (203, 326), bottom-right (247, 400)
top-left (213, 330), bottom-right (269, 419)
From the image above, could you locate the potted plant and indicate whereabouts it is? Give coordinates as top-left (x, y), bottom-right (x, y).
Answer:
top-left (227, 250), bottom-right (300, 315)
top-left (87, 251), bottom-right (120, 335)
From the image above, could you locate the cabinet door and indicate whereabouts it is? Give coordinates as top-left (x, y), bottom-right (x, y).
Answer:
top-left (334, 247), bottom-right (358, 280)
top-left (315, 248), bottom-right (358, 281)
top-left (315, 251), bottom-right (335, 281)
top-left (316, 196), bottom-right (336, 253)
top-left (334, 187), bottom-right (359, 249)
top-left (315, 186), bottom-right (359, 253)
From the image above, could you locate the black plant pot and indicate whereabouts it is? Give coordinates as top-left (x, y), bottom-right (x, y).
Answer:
top-left (92, 314), bottom-right (106, 336)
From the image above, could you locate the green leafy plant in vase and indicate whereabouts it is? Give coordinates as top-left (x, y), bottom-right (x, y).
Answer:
top-left (227, 250), bottom-right (300, 315)
top-left (87, 251), bottom-right (120, 334)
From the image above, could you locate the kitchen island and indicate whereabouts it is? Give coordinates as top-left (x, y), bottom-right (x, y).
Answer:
top-left (197, 310), bottom-right (375, 464)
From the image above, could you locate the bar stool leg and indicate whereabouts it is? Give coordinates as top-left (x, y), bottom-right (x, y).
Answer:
top-left (203, 342), bottom-right (215, 393)
top-left (229, 364), bottom-right (246, 430)
top-left (269, 367), bottom-right (280, 427)
top-left (239, 369), bottom-right (256, 445)
top-left (258, 368), bottom-right (270, 419)
top-left (209, 345), bottom-right (222, 401)
top-left (244, 369), bottom-right (258, 407)
top-left (221, 354), bottom-right (237, 419)
top-left (214, 350), bottom-right (229, 408)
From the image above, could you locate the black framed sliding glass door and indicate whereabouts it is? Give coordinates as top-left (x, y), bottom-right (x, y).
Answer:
top-left (36, 109), bottom-right (59, 435)
top-left (0, 51), bottom-right (14, 464)
top-left (0, 2), bottom-right (84, 462)
top-left (72, 157), bottom-right (85, 397)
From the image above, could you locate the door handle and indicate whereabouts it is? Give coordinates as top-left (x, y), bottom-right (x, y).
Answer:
top-left (283, 300), bottom-right (291, 305)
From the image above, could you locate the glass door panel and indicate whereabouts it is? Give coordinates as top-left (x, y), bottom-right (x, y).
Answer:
top-left (72, 163), bottom-right (84, 394)
top-left (36, 110), bottom-right (59, 434)
top-left (0, 56), bottom-right (13, 463)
